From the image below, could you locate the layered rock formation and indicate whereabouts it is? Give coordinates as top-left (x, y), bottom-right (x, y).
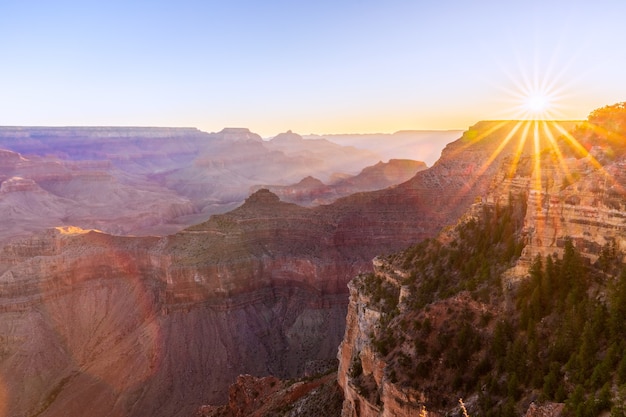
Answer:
top-left (334, 114), bottom-right (626, 416)
top-left (0, 190), bottom-right (359, 417)
top-left (196, 372), bottom-right (343, 417)
top-left (2, 119), bottom-right (606, 417)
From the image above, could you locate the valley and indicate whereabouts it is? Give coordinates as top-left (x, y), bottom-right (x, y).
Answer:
top-left (0, 127), bottom-right (456, 416)
top-left (1, 106), bottom-right (625, 417)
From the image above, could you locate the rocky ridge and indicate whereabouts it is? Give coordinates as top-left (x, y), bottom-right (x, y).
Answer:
top-left (335, 111), bottom-right (626, 416)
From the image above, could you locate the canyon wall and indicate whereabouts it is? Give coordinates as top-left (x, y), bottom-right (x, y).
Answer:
top-left (335, 119), bottom-right (626, 417)
top-left (0, 190), bottom-right (362, 417)
top-left (0, 121), bottom-right (591, 416)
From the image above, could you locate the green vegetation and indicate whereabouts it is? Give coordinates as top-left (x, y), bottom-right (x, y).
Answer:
top-left (360, 191), bottom-right (626, 416)
top-left (398, 193), bottom-right (526, 309)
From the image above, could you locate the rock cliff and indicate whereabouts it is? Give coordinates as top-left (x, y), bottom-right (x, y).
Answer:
top-left (335, 110), bottom-right (626, 416)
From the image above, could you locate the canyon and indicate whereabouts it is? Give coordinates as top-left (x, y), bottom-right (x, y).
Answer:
top-left (0, 127), bottom-right (454, 242)
top-left (0, 126), bottom-right (461, 416)
top-left (3, 113), bottom-right (623, 416)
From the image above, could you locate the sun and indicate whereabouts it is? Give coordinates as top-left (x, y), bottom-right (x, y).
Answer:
top-left (526, 93), bottom-right (549, 113)
top-left (520, 92), bottom-right (555, 120)
top-left (496, 58), bottom-right (571, 121)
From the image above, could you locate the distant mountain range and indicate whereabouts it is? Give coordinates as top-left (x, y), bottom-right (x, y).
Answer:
top-left (304, 130), bottom-right (463, 167)
top-left (0, 127), bottom-right (455, 242)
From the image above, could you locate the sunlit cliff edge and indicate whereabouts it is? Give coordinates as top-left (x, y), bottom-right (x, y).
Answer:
top-left (337, 105), bottom-right (626, 416)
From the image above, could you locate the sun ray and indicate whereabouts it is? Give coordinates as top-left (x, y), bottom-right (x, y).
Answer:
top-left (431, 121), bottom-right (514, 212)
top-left (552, 122), bottom-right (603, 170)
top-left (444, 121), bottom-right (510, 161)
top-left (478, 122), bottom-right (523, 175)
top-left (539, 120), bottom-right (575, 187)
top-left (480, 121), bottom-right (528, 199)
top-left (445, 121), bottom-right (531, 211)
top-left (569, 120), bottom-right (626, 194)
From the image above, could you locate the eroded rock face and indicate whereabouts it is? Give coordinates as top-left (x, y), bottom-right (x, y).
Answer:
top-left (0, 185), bottom-right (382, 417)
top-left (334, 119), bottom-right (626, 417)
top-left (0, 223), bottom-right (351, 417)
top-left (196, 372), bottom-right (343, 417)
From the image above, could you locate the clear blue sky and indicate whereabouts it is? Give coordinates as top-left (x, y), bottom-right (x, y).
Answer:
top-left (1, 0), bottom-right (625, 136)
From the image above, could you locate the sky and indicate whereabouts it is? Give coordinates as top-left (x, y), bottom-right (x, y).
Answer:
top-left (1, 0), bottom-right (626, 137)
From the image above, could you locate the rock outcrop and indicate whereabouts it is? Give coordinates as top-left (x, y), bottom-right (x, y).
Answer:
top-left (334, 114), bottom-right (626, 417)
top-left (196, 372), bottom-right (343, 417)
top-left (524, 402), bottom-right (565, 417)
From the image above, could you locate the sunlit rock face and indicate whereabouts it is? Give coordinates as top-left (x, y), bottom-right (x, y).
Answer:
top-left (332, 119), bottom-right (626, 417)
top-left (483, 132), bottom-right (626, 278)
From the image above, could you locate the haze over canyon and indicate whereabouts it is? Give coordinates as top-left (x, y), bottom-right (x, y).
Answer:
top-left (0, 126), bottom-right (457, 416)
top-left (2, 105), bottom-right (626, 417)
